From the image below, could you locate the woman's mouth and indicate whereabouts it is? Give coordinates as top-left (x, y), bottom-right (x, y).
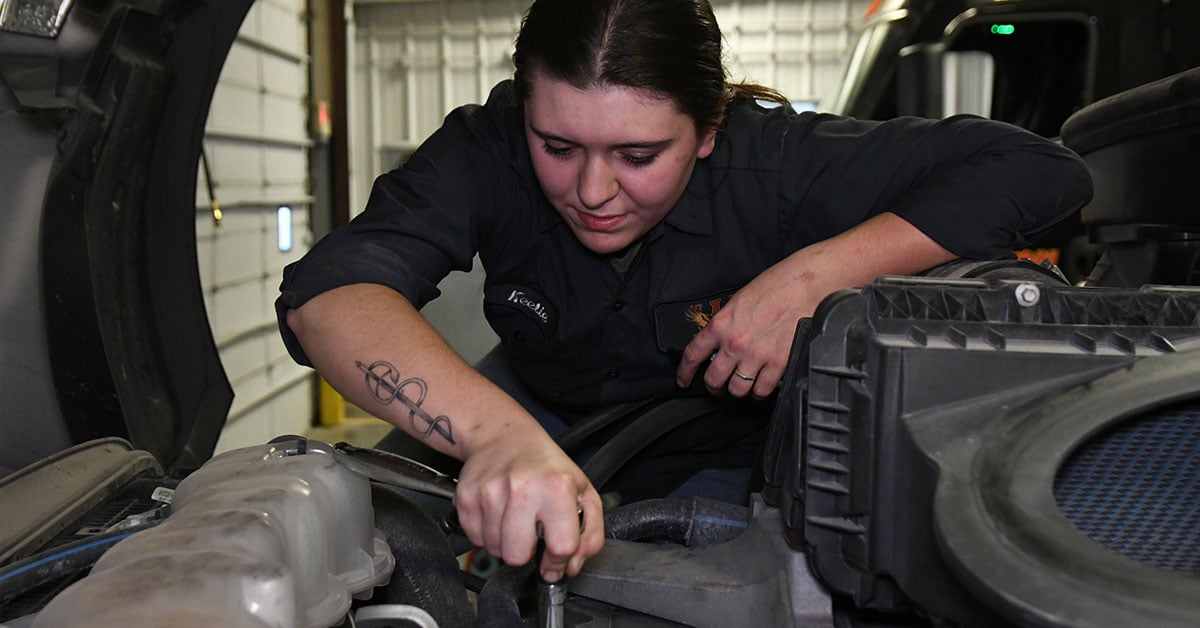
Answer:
top-left (575, 210), bottom-right (625, 231)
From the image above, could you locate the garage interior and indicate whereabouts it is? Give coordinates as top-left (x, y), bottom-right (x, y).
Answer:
top-left (1, 0), bottom-right (1199, 626)
top-left (199, 0), bottom-right (868, 455)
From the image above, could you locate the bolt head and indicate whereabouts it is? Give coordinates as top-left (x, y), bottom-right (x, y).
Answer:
top-left (1015, 283), bottom-right (1041, 307)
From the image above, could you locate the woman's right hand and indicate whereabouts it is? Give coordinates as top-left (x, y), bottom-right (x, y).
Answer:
top-left (453, 429), bottom-right (605, 582)
top-left (286, 285), bottom-right (603, 580)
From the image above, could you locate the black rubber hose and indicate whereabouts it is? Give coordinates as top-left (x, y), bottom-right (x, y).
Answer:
top-left (369, 484), bottom-right (474, 628)
top-left (604, 498), bottom-right (692, 543)
top-left (605, 498), bottom-right (750, 546)
top-left (475, 561), bottom-right (536, 628)
top-left (0, 519), bottom-right (162, 604)
top-left (920, 258), bottom-right (1069, 284)
top-left (582, 396), bottom-right (734, 488)
top-left (553, 398), bottom-right (658, 453)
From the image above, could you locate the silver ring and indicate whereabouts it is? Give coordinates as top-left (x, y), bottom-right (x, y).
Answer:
top-left (732, 369), bottom-right (755, 382)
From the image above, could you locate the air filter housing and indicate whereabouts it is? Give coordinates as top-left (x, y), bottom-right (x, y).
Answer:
top-left (762, 277), bottom-right (1200, 625)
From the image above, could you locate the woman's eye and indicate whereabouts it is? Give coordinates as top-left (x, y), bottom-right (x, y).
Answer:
top-left (542, 144), bottom-right (574, 159)
top-left (623, 153), bottom-right (658, 167)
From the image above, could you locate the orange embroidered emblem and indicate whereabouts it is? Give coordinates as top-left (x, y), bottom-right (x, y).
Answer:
top-left (685, 298), bottom-right (723, 330)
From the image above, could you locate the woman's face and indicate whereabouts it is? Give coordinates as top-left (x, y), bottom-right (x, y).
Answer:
top-left (524, 73), bottom-right (717, 254)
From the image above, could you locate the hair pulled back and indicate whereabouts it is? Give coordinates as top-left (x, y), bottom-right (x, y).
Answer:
top-left (512, 0), bottom-right (787, 135)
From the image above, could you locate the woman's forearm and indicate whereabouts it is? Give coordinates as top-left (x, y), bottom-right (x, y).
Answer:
top-left (777, 211), bottom-right (958, 304)
top-left (283, 282), bottom-right (605, 580)
top-left (285, 283), bottom-right (530, 460)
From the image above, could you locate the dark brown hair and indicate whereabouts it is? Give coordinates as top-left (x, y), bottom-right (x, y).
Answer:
top-left (512, 0), bottom-right (788, 136)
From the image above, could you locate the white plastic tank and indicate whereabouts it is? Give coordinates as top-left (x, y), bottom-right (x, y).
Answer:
top-left (33, 439), bottom-right (395, 627)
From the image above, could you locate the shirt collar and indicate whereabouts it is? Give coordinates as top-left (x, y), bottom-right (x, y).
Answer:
top-left (538, 204), bottom-right (565, 233)
top-left (663, 160), bottom-right (715, 236)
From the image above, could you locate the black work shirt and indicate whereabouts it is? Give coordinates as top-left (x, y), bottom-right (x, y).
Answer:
top-left (276, 81), bottom-right (1091, 494)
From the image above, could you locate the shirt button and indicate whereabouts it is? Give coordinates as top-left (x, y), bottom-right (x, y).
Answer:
top-left (612, 301), bottom-right (624, 311)
top-left (514, 332), bottom-right (525, 341)
top-left (606, 369), bottom-right (619, 379)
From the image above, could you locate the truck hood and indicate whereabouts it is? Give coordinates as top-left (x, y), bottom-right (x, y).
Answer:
top-left (0, 0), bottom-right (253, 475)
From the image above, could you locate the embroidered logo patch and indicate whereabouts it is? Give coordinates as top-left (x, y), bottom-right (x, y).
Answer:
top-left (684, 298), bottom-right (724, 331)
top-left (653, 290), bottom-right (735, 354)
top-left (485, 283), bottom-right (556, 334)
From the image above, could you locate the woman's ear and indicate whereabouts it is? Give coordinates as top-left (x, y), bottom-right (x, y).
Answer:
top-left (697, 120), bottom-right (721, 159)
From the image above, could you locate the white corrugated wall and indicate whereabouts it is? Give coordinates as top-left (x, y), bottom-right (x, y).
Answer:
top-left (350, 0), bottom-right (867, 208)
top-left (716, 0), bottom-right (863, 106)
top-left (191, 1), bottom-right (870, 446)
top-left (347, 0), bottom-right (870, 364)
top-left (198, 0), bottom-right (315, 453)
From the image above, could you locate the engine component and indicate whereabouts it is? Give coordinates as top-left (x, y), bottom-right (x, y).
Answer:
top-left (936, 347), bottom-right (1200, 626)
top-left (1063, 67), bottom-right (1200, 288)
top-left (568, 495), bottom-right (833, 627)
top-left (353, 604), bottom-right (438, 628)
top-left (0, 0), bottom-right (73, 38)
top-left (768, 277), bottom-right (1200, 625)
top-left (30, 439), bottom-right (394, 628)
top-left (0, 438), bottom-right (160, 566)
top-left (367, 484), bottom-right (474, 627)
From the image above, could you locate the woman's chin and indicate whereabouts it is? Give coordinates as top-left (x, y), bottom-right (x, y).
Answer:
top-left (574, 232), bottom-right (636, 255)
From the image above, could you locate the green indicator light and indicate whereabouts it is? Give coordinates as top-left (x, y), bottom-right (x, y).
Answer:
top-left (991, 24), bottom-right (1016, 35)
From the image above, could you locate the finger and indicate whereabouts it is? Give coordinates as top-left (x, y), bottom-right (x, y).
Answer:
top-left (537, 521), bottom-right (577, 582)
top-left (498, 492), bottom-right (540, 568)
top-left (752, 361), bottom-right (786, 399)
top-left (677, 333), bottom-right (719, 386)
top-left (703, 351), bottom-right (741, 393)
top-left (726, 365), bottom-right (761, 398)
top-left (537, 478), bottom-right (586, 581)
top-left (479, 486), bottom-right (508, 557)
top-left (453, 496), bottom-right (485, 548)
top-left (566, 490), bottom-right (606, 577)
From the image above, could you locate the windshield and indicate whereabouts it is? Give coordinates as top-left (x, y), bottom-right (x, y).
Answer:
top-left (825, 21), bottom-right (891, 114)
top-left (823, 10), bottom-right (913, 117)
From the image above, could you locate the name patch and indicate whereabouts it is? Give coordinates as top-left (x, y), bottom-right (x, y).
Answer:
top-left (485, 283), bottom-right (557, 335)
top-left (507, 288), bottom-right (550, 323)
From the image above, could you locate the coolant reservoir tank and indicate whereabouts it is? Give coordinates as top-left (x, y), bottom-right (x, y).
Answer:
top-left (33, 439), bottom-right (395, 628)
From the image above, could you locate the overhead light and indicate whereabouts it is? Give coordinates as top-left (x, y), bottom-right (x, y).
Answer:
top-left (277, 206), bottom-right (293, 252)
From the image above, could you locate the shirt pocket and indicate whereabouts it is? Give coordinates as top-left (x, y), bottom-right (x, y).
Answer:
top-left (483, 283), bottom-right (561, 345)
top-left (652, 288), bottom-right (737, 357)
top-left (483, 284), bottom-right (573, 393)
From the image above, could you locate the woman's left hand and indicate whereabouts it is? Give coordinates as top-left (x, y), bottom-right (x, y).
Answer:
top-left (675, 251), bottom-right (821, 399)
top-left (675, 213), bottom-right (957, 398)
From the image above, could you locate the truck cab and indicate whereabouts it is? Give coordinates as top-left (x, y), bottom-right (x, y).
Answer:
top-left (824, 0), bottom-right (1200, 281)
top-left (827, 0), bottom-right (1200, 135)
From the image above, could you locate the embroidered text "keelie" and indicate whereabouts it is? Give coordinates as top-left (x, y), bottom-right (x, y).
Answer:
top-left (508, 289), bottom-right (550, 323)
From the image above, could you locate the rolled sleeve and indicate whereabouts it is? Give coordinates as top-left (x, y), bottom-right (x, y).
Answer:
top-left (884, 116), bottom-right (1093, 258)
top-left (778, 112), bottom-right (1093, 259)
top-left (276, 83), bottom-right (527, 366)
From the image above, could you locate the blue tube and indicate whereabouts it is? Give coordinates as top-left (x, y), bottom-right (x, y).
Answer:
top-left (0, 519), bottom-right (162, 604)
top-left (0, 533), bottom-right (134, 585)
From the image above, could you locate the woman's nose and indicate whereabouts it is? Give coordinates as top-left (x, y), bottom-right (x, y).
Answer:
top-left (578, 156), bottom-right (618, 209)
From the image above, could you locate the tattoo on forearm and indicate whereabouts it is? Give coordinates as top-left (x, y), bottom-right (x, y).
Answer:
top-left (356, 360), bottom-right (456, 445)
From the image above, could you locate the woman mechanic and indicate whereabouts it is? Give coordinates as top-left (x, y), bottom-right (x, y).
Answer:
top-left (276, 0), bottom-right (1092, 584)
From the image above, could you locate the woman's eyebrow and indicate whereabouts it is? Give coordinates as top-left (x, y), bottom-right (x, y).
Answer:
top-left (529, 126), bottom-right (575, 144)
top-left (529, 125), bottom-right (671, 150)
